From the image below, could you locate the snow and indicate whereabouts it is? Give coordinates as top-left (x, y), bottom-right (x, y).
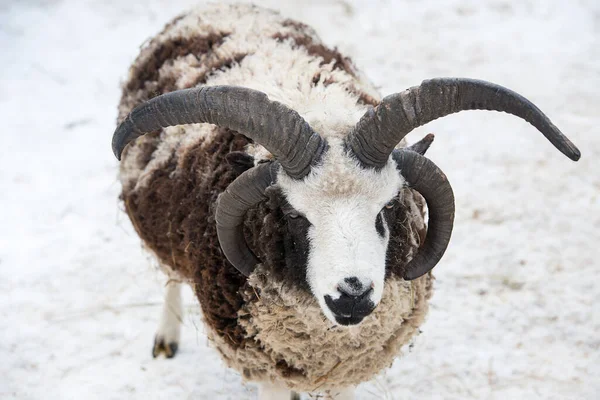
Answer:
top-left (1, 0), bottom-right (598, 399)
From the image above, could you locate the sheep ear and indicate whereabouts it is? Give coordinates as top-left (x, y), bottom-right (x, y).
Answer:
top-left (226, 151), bottom-right (255, 174)
top-left (404, 133), bottom-right (434, 155)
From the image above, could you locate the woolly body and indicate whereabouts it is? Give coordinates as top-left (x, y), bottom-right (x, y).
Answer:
top-left (118, 3), bottom-right (431, 392)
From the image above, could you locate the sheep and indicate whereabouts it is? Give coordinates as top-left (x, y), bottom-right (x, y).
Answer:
top-left (112, 4), bottom-right (580, 399)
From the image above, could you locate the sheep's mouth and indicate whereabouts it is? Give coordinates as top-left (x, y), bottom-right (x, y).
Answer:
top-left (334, 315), bottom-right (365, 326)
top-left (325, 292), bottom-right (376, 327)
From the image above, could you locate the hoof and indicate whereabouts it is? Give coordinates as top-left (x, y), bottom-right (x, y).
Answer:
top-left (152, 335), bottom-right (179, 358)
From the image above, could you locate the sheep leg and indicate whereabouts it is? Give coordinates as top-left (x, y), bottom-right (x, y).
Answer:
top-left (258, 382), bottom-right (295, 400)
top-left (152, 280), bottom-right (182, 358)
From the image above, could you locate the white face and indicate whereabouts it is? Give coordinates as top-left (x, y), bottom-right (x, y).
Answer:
top-left (278, 140), bottom-right (404, 325)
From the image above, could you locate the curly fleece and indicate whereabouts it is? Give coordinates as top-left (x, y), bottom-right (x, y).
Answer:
top-left (212, 269), bottom-right (431, 392)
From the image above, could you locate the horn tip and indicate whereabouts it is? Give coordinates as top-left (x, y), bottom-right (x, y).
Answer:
top-left (403, 266), bottom-right (425, 281)
top-left (113, 146), bottom-right (122, 161)
top-left (112, 124), bottom-right (125, 161)
top-left (111, 138), bottom-right (123, 161)
top-left (560, 140), bottom-right (581, 162)
top-left (569, 147), bottom-right (581, 162)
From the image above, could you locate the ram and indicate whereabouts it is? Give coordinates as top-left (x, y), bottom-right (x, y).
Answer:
top-left (112, 4), bottom-right (580, 400)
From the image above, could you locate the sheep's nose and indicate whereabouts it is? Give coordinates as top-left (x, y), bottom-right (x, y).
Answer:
top-left (324, 277), bottom-right (376, 326)
top-left (337, 276), bottom-right (373, 299)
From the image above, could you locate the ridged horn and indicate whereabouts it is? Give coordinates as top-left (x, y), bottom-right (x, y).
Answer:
top-left (346, 78), bottom-right (581, 169)
top-left (112, 85), bottom-right (326, 179)
top-left (392, 150), bottom-right (455, 280)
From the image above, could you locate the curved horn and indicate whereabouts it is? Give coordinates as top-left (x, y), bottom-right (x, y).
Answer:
top-left (346, 78), bottom-right (581, 169)
top-left (215, 161), bottom-right (279, 276)
top-left (392, 150), bottom-right (455, 280)
top-left (112, 86), bottom-right (326, 179)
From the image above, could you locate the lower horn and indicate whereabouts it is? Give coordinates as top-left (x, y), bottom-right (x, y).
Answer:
top-left (392, 150), bottom-right (455, 280)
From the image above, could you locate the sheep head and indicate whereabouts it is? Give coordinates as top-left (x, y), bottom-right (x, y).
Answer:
top-left (112, 79), bottom-right (580, 326)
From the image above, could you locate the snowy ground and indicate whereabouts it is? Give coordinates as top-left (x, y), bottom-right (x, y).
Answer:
top-left (1, 0), bottom-right (599, 399)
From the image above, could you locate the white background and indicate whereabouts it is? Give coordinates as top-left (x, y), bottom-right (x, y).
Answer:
top-left (1, 0), bottom-right (598, 399)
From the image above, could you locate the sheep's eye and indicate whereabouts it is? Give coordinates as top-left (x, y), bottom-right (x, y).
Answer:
top-left (375, 212), bottom-right (386, 237)
top-left (384, 200), bottom-right (396, 210)
top-left (286, 211), bottom-right (301, 219)
top-left (282, 205), bottom-right (303, 220)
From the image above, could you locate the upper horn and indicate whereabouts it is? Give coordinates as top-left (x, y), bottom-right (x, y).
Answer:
top-left (112, 85), bottom-right (327, 179)
top-left (345, 78), bottom-right (581, 169)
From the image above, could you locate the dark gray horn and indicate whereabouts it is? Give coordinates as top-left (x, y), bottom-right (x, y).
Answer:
top-left (215, 161), bottom-right (280, 276)
top-left (346, 78), bottom-right (581, 169)
top-left (112, 85), bottom-right (326, 179)
top-left (392, 150), bottom-right (455, 280)
top-left (405, 133), bottom-right (435, 155)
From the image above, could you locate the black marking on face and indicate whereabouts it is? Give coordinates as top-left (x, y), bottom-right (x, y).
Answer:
top-left (283, 210), bottom-right (312, 279)
top-left (245, 187), bottom-right (425, 304)
top-left (376, 198), bottom-right (397, 238)
top-left (245, 188), bottom-right (312, 292)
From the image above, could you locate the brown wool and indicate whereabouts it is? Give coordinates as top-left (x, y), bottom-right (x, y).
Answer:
top-left (124, 128), bottom-right (252, 345)
top-left (118, 31), bottom-right (231, 122)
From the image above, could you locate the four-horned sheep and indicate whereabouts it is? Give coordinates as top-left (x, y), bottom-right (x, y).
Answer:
top-left (112, 4), bottom-right (580, 400)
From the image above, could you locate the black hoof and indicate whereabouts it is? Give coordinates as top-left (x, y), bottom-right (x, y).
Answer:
top-left (152, 335), bottom-right (179, 358)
